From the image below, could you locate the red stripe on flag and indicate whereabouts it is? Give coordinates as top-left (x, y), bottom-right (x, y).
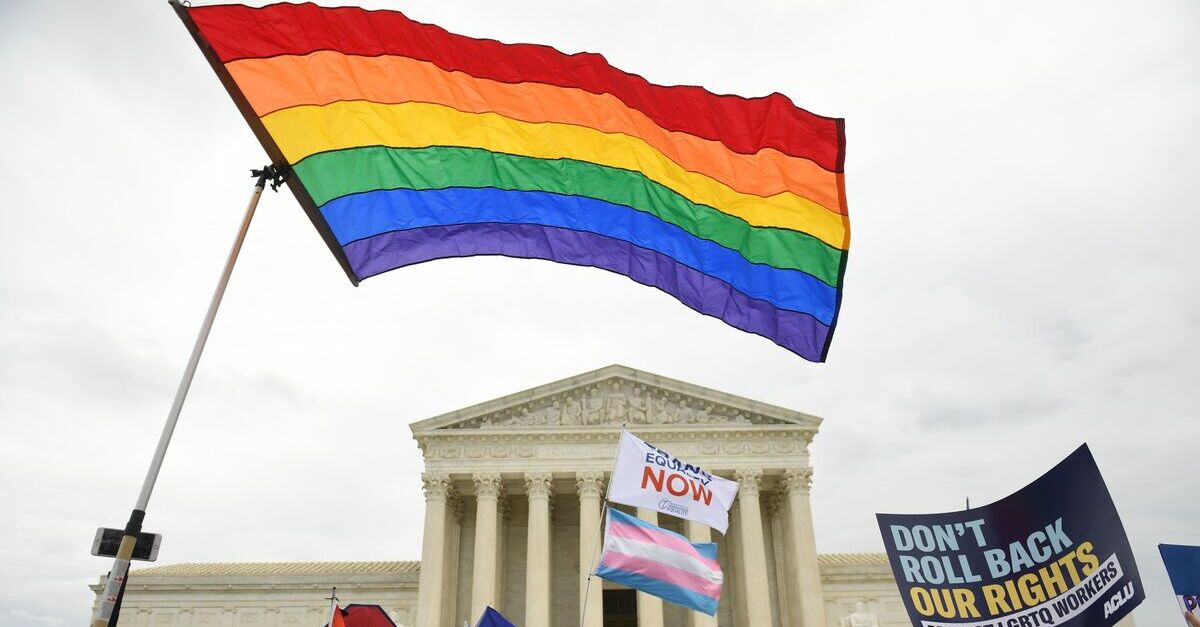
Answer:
top-left (188, 3), bottom-right (844, 171)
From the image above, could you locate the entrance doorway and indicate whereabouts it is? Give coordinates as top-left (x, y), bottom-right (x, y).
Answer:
top-left (602, 588), bottom-right (638, 627)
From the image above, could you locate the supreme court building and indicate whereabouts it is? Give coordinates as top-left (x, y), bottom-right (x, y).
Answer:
top-left (93, 365), bottom-right (917, 626)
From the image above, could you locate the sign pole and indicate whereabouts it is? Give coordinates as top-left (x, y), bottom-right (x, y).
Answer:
top-left (90, 166), bottom-right (286, 627)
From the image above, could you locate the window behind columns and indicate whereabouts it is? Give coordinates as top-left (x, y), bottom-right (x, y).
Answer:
top-left (603, 589), bottom-right (638, 627)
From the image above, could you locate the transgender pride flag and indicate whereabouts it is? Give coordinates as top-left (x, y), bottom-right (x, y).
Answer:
top-left (595, 507), bottom-right (723, 615)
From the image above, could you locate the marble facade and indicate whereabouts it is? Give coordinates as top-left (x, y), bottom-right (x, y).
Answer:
top-left (95, 365), bottom-right (925, 626)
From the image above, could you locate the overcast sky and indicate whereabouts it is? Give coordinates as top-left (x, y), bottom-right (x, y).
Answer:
top-left (1, 1), bottom-right (1197, 625)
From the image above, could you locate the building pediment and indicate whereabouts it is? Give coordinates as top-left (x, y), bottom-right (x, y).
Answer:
top-left (409, 365), bottom-right (820, 433)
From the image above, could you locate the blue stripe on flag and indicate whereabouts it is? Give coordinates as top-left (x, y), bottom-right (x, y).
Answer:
top-left (320, 186), bottom-right (838, 324)
top-left (595, 563), bottom-right (719, 616)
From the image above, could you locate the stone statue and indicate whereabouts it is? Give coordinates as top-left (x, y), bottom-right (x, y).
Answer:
top-left (841, 601), bottom-right (879, 627)
top-left (561, 396), bottom-right (582, 425)
top-left (649, 393), bottom-right (668, 423)
top-left (677, 400), bottom-right (696, 424)
top-left (508, 408), bottom-right (532, 426)
top-left (537, 401), bottom-right (560, 425)
top-left (605, 380), bottom-right (628, 424)
top-left (507, 401), bottom-right (558, 426)
top-left (627, 385), bottom-right (648, 423)
top-left (583, 387), bottom-right (605, 425)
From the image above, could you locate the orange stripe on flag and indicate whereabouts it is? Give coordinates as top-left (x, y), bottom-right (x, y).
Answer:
top-left (228, 52), bottom-right (845, 213)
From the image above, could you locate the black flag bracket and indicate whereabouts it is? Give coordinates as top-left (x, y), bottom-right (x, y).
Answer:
top-left (251, 164), bottom-right (290, 192)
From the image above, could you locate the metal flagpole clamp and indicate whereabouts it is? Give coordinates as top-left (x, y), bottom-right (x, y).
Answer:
top-left (90, 165), bottom-right (285, 627)
top-left (251, 164), bottom-right (290, 191)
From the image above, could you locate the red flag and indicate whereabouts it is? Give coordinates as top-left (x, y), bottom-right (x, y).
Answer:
top-left (329, 605), bottom-right (396, 627)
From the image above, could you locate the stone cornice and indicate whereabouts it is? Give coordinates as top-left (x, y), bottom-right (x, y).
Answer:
top-left (417, 425), bottom-right (814, 452)
top-left (125, 561), bottom-right (419, 577)
top-left (95, 555), bottom-right (893, 595)
top-left (422, 421), bottom-right (815, 436)
top-left (102, 553), bottom-right (888, 581)
top-left (89, 574), bottom-right (419, 593)
top-left (419, 427), bottom-right (812, 476)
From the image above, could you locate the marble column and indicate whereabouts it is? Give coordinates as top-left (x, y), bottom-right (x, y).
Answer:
top-left (416, 472), bottom-right (452, 627)
top-left (497, 494), bottom-right (509, 611)
top-left (576, 472), bottom-right (606, 627)
top-left (441, 497), bottom-right (463, 627)
top-left (784, 467), bottom-right (826, 627)
top-left (524, 472), bottom-right (553, 627)
top-left (684, 520), bottom-right (718, 627)
top-left (636, 508), bottom-right (665, 627)
top-left (728, 501), bottom-right (747, 625)
top-left (765, 492), bottom-right (795, 625)
top-left (733, 469), bottom-right (772, 626)
top-left (471, 472), bottom-right (504, 619)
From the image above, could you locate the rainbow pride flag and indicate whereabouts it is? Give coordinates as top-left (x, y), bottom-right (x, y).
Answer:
top-left (173, 2), bottom-right (849, 361)
top-left (596, 506), bottom-right (724, 615)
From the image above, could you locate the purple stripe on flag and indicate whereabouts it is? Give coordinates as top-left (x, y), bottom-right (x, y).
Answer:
top-left (341, 223), bottom-right (830, 360)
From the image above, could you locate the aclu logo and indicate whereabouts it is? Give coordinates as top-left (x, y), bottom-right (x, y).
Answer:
top-left (1103, 582), bottom-right (1136, 618)
top-left (658, 499), bottom-right (690, 517)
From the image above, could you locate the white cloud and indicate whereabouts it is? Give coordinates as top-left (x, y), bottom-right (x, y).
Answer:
top-left (9, 609), bottom-right (68, 626)
top-left (1, 0), bottom-right (1197, 625)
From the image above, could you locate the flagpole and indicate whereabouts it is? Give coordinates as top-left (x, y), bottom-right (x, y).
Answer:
top-left (326, 587), bottom-right (339, 626)
top-left (580, 427), bottom-right (628, 627)
top-left (90, 165), bottom-right (286, 627)
top-left (576, 504), bottom-right (604, 624)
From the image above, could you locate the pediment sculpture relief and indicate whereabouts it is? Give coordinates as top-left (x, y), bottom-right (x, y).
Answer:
top-left (446, 379), bottom-right (783, 429)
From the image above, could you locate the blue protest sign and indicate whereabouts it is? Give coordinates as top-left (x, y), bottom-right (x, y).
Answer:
top-left (1160, 543), bottom-right (1200, 625)
top-left (877, 444), bottom-right (1143, 627)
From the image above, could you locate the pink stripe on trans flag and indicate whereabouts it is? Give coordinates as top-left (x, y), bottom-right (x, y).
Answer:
top-left (607, 515), bottom-right (722, 572)
top-left (599, 550), bottom-right (723, 598)
top-left (595, 506), bottom-right (724, 615)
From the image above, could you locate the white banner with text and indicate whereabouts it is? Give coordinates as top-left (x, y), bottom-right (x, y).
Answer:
top-left (607, 431), bottom-right (739, 533)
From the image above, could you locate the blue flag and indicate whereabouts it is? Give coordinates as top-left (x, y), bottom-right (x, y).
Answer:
top-left (1160, 544), bottom-right (1200, 624)
top-left (473, 606), bottom-right (516, 627)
